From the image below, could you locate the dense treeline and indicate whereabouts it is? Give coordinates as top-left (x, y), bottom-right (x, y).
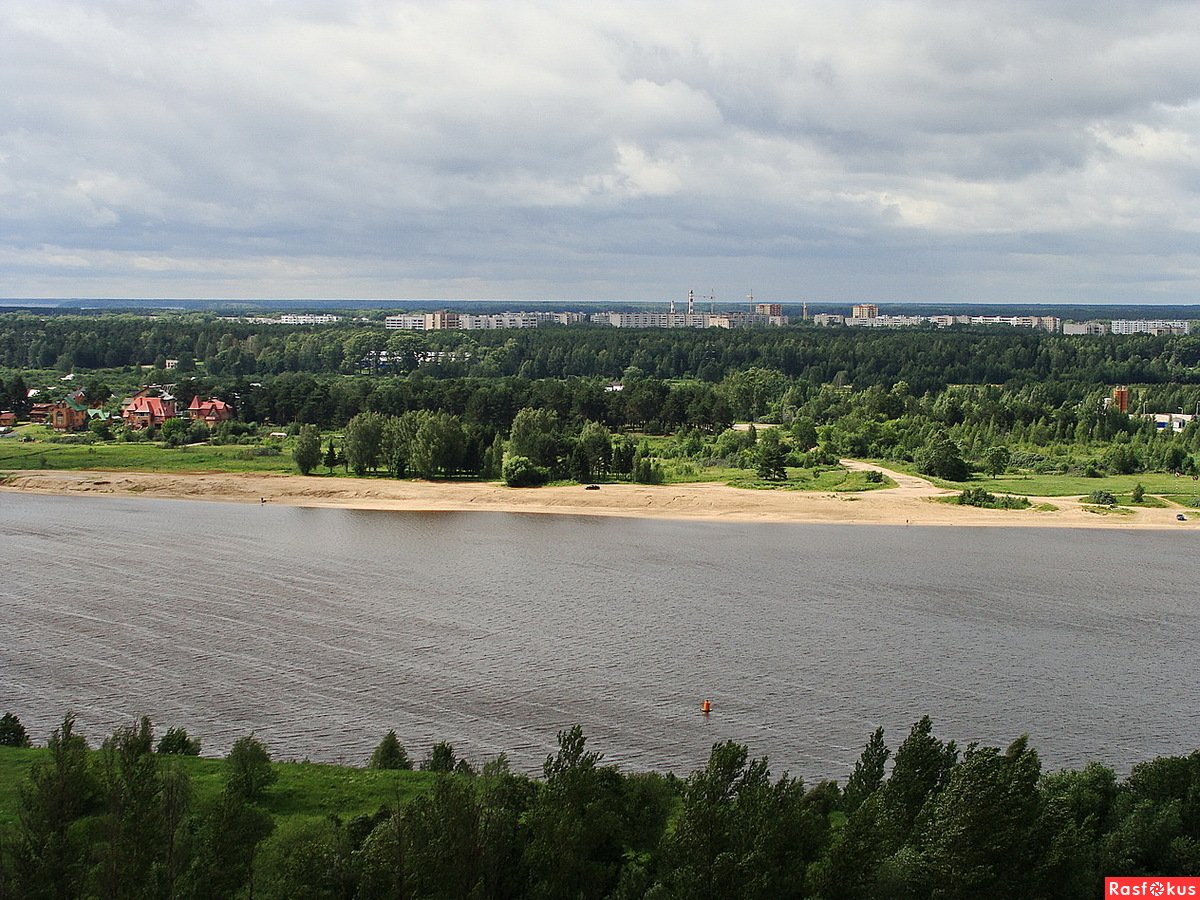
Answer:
top-left (3, 313), bottom-right (1200, 391)
top-left (2, 713), bottom-right (1198, 898)
top-left (7, 313), bottom-right (1200, 483)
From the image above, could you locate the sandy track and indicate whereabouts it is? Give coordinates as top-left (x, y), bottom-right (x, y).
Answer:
top-left (1, 464), bottom-right (1193, 529)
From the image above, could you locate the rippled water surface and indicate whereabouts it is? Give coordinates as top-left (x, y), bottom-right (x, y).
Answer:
top-left (2, 492), bottom-right (1198, 780)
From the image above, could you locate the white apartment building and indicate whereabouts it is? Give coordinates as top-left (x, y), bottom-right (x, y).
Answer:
top-left (384, 314), bottom-right (429, 330)
top-left (812, 314), bottom-right (845, 326)
top-left (278, 314), bottom-right (341, 325)
top-left (1111, 320), bottom-right (1191, 335)
top-left (846, 315), bottom-right (924, 328)
top-left (1062, 321), bottom-right (1108, 335)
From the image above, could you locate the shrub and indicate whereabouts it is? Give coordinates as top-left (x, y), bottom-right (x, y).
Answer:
top-left (1087, 490), bottom-right (1117, 506)
top-left (503, 455), bottom-right (550, 487)
top-left (957, 488), bottom-right (1030, 510)
top-left (1131, 483), bottom-right (1145, 504)
top-left (226, 735), bottom-right (277, 801)
top-left (157, 726), bottom-right (201, 755)
top-left (865, 470), bottom-right (884, 484)
top-left (957, 488), bottom-right (996, 507)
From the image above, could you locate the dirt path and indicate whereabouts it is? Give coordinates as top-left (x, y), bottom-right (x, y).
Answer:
top-left (839, 459), bottom-right (951, 497)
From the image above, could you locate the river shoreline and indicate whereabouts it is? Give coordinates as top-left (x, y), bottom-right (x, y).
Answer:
top-left (0, 464), bottom-right (1192, 529)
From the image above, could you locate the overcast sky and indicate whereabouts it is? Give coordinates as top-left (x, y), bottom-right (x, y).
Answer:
top-left (2, 1), bottom-right (1199, 304)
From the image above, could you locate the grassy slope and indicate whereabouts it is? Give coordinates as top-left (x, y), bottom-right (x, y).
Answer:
top-left (0, 747), bottom-right (436, 829)
top-left (0, 433), bottom-right (296, 475)
top-left (874, 459), bottom-right (1196, 500)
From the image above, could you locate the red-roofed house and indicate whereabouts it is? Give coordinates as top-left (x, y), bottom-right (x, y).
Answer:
top-left (122, 396), bottom-right (177, 429)
top-left (186, 396), bottom-right (233, 426)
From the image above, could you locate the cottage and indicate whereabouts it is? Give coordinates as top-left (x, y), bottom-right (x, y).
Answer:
top-left (186, 396), bottom-right (233, 426)
top-left (0, 411), bottom-right (16, 427)
top-left (48, 397), bottom-right (89, 432)
top-left (122, 395), bottom-right (177, 429)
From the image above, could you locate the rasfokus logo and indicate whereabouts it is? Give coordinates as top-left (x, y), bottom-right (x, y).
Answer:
top-left (1106, 877), bottom-right (1200, 897)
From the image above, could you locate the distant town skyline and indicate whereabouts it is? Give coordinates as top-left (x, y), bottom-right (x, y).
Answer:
top-left (2, 2), bottom-right (1200, 304)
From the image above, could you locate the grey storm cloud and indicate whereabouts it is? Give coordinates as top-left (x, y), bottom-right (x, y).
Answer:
top-left (1, 0), bottom-right (1199, 302)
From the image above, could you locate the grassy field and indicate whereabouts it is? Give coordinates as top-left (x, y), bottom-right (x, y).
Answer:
top-left (0, 434), bottom-right (297, 475)
top-left (725, 467), bottom-right (893, 492)
top-left (1, 427), bottom-right (897, 494)
top-left (0, 746), bottom-right (436, 829)
top-left (873, 459), bottom-right (1195, 500)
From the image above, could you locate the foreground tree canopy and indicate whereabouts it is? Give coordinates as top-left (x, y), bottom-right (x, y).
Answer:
top-left (1, 712), bottom-right (1198, 898)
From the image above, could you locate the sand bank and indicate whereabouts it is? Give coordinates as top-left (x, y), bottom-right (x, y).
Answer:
top-left (1, 461), bottom-right (1193, 530)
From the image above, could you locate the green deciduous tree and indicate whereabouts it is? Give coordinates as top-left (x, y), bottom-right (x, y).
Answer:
top-left (755, 428), bottom-right (788, 481)
top-left (343, 411), bottom-right (385, 475)
top-left (985, 445), bottom-right (1011, 478)
top-left (179, 790), bottom-right (274, 900)
top-left (225, 735), bottom-right (277, 803)
top-left (632, 444), bottom-right (664, 484)
top-left (918, 736), bottom-right (1044, 897)
top-left (524, 726), bottom-right (626, 900)
top-left (843, 726), bottom-right (890, 815)
top-left (91, 717), bottom-right (170, 897)
top-left (293, 424), bottom-right (322, 475)
top-left (508, 408), bottom-right (561, 470)
top-left (916, 435), bottom-right (970, 481)
top-left (12, 713), bottom-right (97, 898)
top-left (657, 739), bottom-right (824, 899)
top-left (404, 777), bottom-right (485, 898)
top-left (575, 421), bottom-right (613, 481)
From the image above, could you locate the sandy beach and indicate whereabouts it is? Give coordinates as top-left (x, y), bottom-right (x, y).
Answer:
top-left (1, 461), bottom-right (1193, 529)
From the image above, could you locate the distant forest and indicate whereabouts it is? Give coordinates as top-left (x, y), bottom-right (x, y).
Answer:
top-left (2, 313), bottom-right (1199, 391)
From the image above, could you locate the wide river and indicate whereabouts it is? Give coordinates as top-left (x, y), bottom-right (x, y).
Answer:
top-left (1, 492), bottom-right (1197, 781)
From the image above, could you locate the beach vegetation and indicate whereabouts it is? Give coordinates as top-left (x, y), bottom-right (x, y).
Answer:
top-left (502, 454), bottom-right (550, 487)
top-left (955, 488), bottom-right (1031, 509)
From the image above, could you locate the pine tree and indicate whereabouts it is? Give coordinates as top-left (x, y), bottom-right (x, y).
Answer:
top-left (369, 731), bottom-right (412, 770)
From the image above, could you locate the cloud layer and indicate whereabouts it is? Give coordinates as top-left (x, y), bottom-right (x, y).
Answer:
top-left (2, 1), bottom-right (1199, 303)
